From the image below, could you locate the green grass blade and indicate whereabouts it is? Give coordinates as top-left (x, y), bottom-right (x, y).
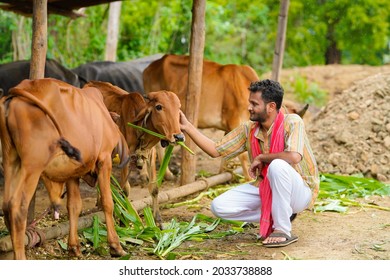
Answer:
top-left (177, 141), bottom-right (195, 155)
top-left (157, 145), bottom-right (174, 187)
top-left (143, 207), bottom-right (157, 228)
top-left (92, 215), bottom-right (100, 248)
top-left (128, 122), bottom-right (194, 155)
top-left (128, 122), bottom-right (165, 139)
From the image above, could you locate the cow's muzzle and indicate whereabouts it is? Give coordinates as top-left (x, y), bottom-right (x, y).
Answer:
top-left (174, 133), bottom-right (185, 142)
top-left (160, 133), bottom-right (185, 147)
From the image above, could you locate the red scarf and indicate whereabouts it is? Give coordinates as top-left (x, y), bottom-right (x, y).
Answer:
top-left (250, 111), bottom-right (285, 238)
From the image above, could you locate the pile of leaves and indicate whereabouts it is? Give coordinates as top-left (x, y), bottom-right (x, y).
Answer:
top-left (82, 177), bottom-right (246, 260)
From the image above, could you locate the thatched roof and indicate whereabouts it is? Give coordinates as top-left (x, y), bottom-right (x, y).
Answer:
top-left (0, 0), bottom-right (122, 18)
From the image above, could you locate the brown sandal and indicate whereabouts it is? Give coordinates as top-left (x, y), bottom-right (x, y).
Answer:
top-left (262, 232), bottom-right (298, 248)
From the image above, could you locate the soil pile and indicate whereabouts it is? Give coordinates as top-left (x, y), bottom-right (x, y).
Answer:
top-left (307, 72), bottom-right (390, 182)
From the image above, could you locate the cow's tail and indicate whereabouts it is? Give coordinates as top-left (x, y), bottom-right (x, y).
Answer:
top-left (58, 138), bottom-right (82, 161)
top-left (8, 88), bottom-right (82, 162)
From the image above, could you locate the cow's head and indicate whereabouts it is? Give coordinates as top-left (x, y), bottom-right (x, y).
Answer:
top-left (135, 90), bottom-right (184, 147)
top-left (282, 99), bottom-right (309, 119)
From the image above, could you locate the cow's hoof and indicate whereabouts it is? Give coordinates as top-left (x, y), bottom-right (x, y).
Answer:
top-left (110, 246), bottom-right (127, 257)
top-left (139, 174), bottom-right (149, 184)
top-left (164, 171), bottom-right (176, 181)
top-left (68, 245), bottom-right (81, 257)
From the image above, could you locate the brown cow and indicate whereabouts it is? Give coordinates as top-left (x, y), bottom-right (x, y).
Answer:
top-left (84, 81), bottom-right (184, 224)
top-left (143, 54), bottom-right (308, 180)
top-left (0, 78), bottom-right (128, 259)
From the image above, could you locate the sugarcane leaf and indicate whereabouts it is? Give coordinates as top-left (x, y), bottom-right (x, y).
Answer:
top-left (128, 122), bottom-right (194, 154)
top-left (314, 200), bottom-right (348, 213)
top-left (57, 240), bottom-right (68, 250)
top-left (120, 236), bottom-right (144, 245)
top-left (143, 207), bottom-right (157, 228)
top-left (92, 215), bottom-right (100, 248)
top-left (177, 141), bottom-right (195, 155)
top-left (128, 122), bottom-right (165, 139)
top-left (157, 145), bottom-right (174, 187)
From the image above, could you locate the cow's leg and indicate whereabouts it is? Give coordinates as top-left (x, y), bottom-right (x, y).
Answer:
top-left (97, 153), bottom-right (126, 257)
top-left (41, 176), bottom-right (65, 220)
top-left (5, 168), bottom-right (41, 260)
top-left (219, 152), bottom-right (251, 180)
top-left (238, 153), bottom-right (251, 180)
top-left (65, 178), bottom-right (82, 257)
top-left (120, 164), bottom-right (132, 200)
top-left (147, 148), bottom-right (162, 226)
top-left (138, 162), bottom-right (150, 184)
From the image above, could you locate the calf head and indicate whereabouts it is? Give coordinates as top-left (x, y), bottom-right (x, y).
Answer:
top-left (135, 90), bottom-right (184, 148)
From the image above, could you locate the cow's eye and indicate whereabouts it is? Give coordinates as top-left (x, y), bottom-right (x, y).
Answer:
top-left (155, 104), bottom-right (162, 111)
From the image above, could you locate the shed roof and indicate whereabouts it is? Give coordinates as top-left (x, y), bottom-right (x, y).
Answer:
top-left (0, 0), bottom-right (122, 18)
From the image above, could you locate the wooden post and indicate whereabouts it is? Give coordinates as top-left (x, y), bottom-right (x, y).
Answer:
top-left (181, 0), bottom-right (206, 185)
top-left (28, 0), bottom-right (48, 223)
top-left (271, 0), bottom-right (290, 82)
top-left (30, 0), bottom-right (47, 79)
top-left (104, 1), bottom-right (122, 61)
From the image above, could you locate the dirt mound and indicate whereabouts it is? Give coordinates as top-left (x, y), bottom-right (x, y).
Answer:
top-left (267, 64), bottom-right (390, 98)
top-left (307, 72), bottom-right (390, 182)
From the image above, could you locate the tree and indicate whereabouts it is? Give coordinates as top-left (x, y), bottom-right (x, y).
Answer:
top-left (286, 0), bottom-right (390, 65)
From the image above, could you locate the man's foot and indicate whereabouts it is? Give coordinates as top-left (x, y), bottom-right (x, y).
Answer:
top-left (290, 213), bottom-right (297, 222)
top-left (262, 231), bottom-right (298, 248)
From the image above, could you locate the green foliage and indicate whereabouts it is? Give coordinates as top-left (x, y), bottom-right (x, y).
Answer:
top-left (315, 173), bottom-right (390, 213)
top-left (286, 0), bottom-right (390, 66)
top-left (0, 11), bottom-right (14, 62)
top-left (47, 5), bottom-right (109, 67)
top-left (284, 74), bottom-right (328, 107)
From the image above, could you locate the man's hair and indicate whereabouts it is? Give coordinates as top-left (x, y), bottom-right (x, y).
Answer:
top-left (248, 79), bottom-right (284, 110)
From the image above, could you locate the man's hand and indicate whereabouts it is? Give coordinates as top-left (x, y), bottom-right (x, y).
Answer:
top-left (249, 155), bottom-right (264, 179)
top-left (179, 111), bottom-right (190, 132)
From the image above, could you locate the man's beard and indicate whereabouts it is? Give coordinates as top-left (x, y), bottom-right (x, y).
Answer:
top-left (250, 108), bottom-right (267, 123)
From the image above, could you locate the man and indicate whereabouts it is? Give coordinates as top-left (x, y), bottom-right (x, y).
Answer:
top-left (179, 79), bottom-right (319, 247)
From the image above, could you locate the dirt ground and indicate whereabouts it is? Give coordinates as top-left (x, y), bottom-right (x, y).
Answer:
top-left (0, 64), bottom-right (389, 260)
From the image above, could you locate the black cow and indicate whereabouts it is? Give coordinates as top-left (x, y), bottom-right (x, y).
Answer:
top-left (72, 54), bottom-right (163, 94)
top-left (0, 59), bottom-right (81, 95)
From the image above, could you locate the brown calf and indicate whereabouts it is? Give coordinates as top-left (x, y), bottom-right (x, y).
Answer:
top-left (84, 81), bottom-right (184, 224)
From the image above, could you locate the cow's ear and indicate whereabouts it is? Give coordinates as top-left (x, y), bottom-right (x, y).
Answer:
top-left (109, 111), bottom-right (121, 123)
top-left (134, 106), bottom-right (152, 123)
top-left (146, 91), bottom-right (158, 102)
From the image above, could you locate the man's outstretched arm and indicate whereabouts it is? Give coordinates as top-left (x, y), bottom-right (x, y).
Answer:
top-left (179, 111), bottom-right (220, 158)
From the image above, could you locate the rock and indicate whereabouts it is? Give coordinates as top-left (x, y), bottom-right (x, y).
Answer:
top-left (347, 111), bottom-right (359, 120)
top-left (384, 136), bottom-right (390, 150)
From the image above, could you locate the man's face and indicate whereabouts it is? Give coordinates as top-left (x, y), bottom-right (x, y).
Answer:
top-left (248, 91), bottom-right (268, 123)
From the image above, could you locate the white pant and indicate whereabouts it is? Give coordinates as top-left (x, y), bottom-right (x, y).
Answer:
top-left (210, 159), bottom-right (312, 236)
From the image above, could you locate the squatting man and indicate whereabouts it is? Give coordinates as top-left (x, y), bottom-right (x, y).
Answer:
top-left (179, 79), bottom-right (319, 247)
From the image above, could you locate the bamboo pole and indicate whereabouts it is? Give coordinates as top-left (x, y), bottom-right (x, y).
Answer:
top-left (29, 0), bottom-right (47, 80)
top-left (0, 168), bottom-right (242, 255)
top-left (27, 0), bottom-right (48, 224)
top-left (104, 1), bottom-right (122, 61)
top-left (181, 0), bottom-right (206, 186)
top-left (271, 0), bottom-right (290, 82)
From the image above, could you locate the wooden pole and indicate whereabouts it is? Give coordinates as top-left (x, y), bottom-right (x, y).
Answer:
top-left (104, 1), bottom-right (122, 61)
top-left (29, 0), bottom-right (47, 79)
top-left (181, 0), bottom-right (206, 185)
top-left (27, 0), bottom-right (48, 224)
top-left (271, 0), bottom-right (290, 82)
